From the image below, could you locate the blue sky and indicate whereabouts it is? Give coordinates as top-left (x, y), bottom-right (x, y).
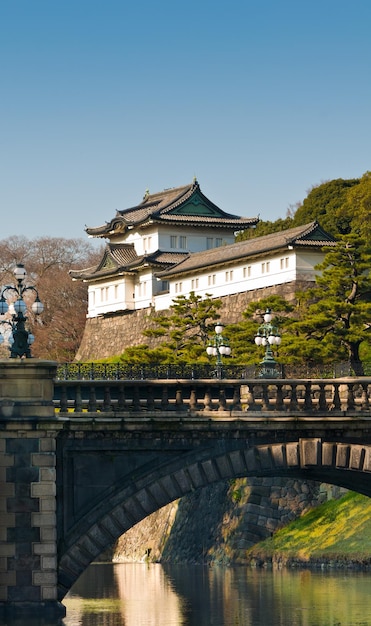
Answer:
top-left (1, 0), bottom-right (370, 242)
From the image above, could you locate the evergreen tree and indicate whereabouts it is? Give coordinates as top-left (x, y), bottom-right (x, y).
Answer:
top-left (139, 291), bottom-right (222, 364)
top-left (287, 235), bottom-right (371, 375)
top-left (227, 295), bottom-right (295, 365)
top-left (292, 178), bottom-right (359, 236)
top-left (338, 171), bottom-right (371, 245)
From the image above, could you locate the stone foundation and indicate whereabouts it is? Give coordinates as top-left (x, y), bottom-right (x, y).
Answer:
top-left (0, 360), bottom-right (65, 620)
top-left (76, 281), bottom-right (306, 361)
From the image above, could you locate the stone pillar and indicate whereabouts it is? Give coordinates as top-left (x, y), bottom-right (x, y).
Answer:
top-left (0, 360), bottom-right (66, 620)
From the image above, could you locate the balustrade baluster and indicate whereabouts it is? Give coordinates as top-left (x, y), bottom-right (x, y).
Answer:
top-left (232, 385), bottom-right (242, 411)
top-left (346, 383), bottom-right (355, 411)
top-left (74, 385), bottom-right (82, 412)
top-left (361, 382), bottom-right (370, 411)
top-left (117, 384), bottom-right (126, 411)
top-left (218, 386), bottom-right (227, 411)
top-left (146, 385), bottom-right (155, 411)
top-left (331, 383), bottom-right (341, 411)
top-left (204, 386), bottom-right (212, 411)
top-left (244, 384), bottom-right (254, 412)
top-left (160, 386), bottom-right (169, 410)
top-left (275, 383), bottom-right (284, 411)
top-left (189, 388), bottom-right (197, 411)
top-left (318, 383), bottom-right (327, 412)
top-left (175, 388), bottom-right (184, 411)
top-left (102, 386), bottom-right (112, 412)
top-left (132, 386), bottom-right (141, 411)
top-left (261, 384), bottom-right (271, 411)
top-left (88, 385), bottom-right (97, 412)
top-left (286, 383), bottom-right (299, 412)
top-left (303, 382), bottom-right (312, 411)
top-left (59, 385), bottom-right (68, 413)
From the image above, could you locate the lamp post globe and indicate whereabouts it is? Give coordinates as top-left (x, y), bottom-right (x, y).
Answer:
top-left (254, 308), bottom-right (281, 378)
top-left (206, 323), bottom-right (231, 379)
top-left (0, 264), bottom-right (44, 358)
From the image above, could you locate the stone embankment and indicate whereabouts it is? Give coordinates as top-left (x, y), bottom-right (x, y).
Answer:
top-left (76, 282), bottom-right (305, 360)
top-left (106, 477), bottom-right (341, 565)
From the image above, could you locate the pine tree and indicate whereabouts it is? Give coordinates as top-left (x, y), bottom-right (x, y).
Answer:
top-left (288, 235), bottom-right (371, 375)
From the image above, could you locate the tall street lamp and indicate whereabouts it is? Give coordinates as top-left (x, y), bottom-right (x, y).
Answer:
top-left (206, 323), bottom-right (231, 379)
top-left (0, 264), bottom-right (44, 358)
top-left (254, 308), bottom-right (281, 378)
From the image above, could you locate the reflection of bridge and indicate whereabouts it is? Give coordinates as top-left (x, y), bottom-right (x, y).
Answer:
top-left (2, 361), bottom-right (371, 619)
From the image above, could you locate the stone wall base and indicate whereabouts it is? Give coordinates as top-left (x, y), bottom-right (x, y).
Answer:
top-left (76, 281), bottom-right (307, 361)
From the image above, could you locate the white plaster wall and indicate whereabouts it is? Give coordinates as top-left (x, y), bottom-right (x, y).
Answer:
top-left (158, 227), bottom-right (235, 252)
top-left (87, 277), bottom-right (135, 317)
top-left (154, 252), bottom-right (299, 311)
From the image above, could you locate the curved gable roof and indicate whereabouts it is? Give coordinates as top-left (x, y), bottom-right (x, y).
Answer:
top-left (85, 180), bottom-right (258, 237)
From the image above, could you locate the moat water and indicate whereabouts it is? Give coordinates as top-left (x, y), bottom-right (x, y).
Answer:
top-left (58, 562), bottom-right (371, 626)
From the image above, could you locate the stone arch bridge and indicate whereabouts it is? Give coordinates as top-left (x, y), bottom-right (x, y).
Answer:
top-left (2, 361), bottom-right (371, 619)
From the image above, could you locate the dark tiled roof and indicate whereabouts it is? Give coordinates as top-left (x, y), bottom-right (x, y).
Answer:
top-left (125, 250), bottom-right (188, 270)
top-left (157, 222), bottom-right (336, 278)
top-left (85, 180), bottom-right (258, 236)
top-left (69, 245), bottom-right (187, 280)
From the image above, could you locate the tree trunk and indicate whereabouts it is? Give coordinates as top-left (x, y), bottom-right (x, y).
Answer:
top-left (349, 342), bottom-right (364, 376)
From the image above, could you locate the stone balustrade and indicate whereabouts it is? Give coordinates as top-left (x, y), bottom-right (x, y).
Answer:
top-left (53, 377), bottom-right (371, 415)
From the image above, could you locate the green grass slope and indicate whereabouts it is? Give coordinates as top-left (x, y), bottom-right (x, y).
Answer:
top-left (247, 491), bottom-right (371, 565)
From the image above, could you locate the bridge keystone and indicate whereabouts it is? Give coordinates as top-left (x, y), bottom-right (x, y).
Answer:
top-left (300, 438), bottom-right (322, 467)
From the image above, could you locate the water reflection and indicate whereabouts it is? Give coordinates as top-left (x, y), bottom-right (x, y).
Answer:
top-left (62, 563), bottom-right (371, 626)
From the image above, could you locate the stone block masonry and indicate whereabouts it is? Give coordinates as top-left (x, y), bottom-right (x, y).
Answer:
top-left (0, 360), bottom-right (65, 620)
top-left (76, 281), bottom-right (307, 361)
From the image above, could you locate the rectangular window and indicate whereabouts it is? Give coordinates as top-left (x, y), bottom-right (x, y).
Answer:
top-left (208, 274), bottom-right (216, 286)
top-left (206, 237), bottom-right (213, 249)
top-left (225, 270), bottom-right (234, 282)
top-left (114, 285), bottom-right (119, 299)
top-left (266, 261), bottom-right (270, 273)
top-left (170, 235), bottom-right (177, 249)
top-left (191, 278), bottom-right (199, 290)
top-left (280, 256), bottom-right (289, 269)
top-left (143, 236), bottom-right (152, 252)
top-left (243, 266), bottom-right (252, 278)
top-left (161, 280), bottom-right (169, 292)
top-left (261, 263), bottom-right (266, 274)
top-left (215, 238), bottom-right (223, 247)
top-left (179, 236), bottom-right (187, 249)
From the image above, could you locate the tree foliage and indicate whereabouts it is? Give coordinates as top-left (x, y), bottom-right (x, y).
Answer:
top-left (226, 295), bottom-right (296, 365)
top-left (124, 291), bottom-right (222, 364)
top-left (292, 178), bottom-right (360, 236)
top-left (236, 176), bottom-right (361, 243)
top-left (236, 216), bottom-right (294, 242)
top-left (0, 236), bottom-right (101, 361)
top-left (337, 171), bottom-right (371, 244)
top-left (285, 235), bottom-right (371, 374)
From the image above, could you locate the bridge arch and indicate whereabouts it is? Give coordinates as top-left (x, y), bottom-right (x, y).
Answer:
top-left (57, 436), bottom-right (371, 600)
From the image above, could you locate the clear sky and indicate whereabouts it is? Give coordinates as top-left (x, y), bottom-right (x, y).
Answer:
top-left (1, 0), bottom-right (370, 242)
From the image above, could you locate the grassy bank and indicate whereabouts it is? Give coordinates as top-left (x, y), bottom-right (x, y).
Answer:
top-left (246, 491), bottom-right (371, 568)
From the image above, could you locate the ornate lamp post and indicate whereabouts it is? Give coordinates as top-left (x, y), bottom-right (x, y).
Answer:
top-left (0, 264), bottom-right (44, 358)
top-left (254, 308), bottom-right (281, 378)
top-left (206, 323), bottom-right (231, 379)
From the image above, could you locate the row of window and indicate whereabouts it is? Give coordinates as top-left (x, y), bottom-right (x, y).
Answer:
top-left (92, 257), bottom-right (291, 304)
top-left (175, 257), bottom-right (291, 293)
top-left (142, 235), bottom-right (228, 252)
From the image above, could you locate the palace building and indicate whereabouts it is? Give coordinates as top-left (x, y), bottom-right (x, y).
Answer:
top-left (71, 180), bottom-right (336, 321)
